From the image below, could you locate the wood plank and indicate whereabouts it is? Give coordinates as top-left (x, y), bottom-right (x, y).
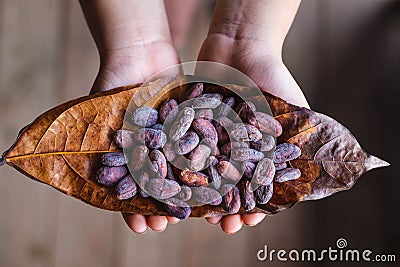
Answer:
top-left (0, 1), bottom-right (62, 266)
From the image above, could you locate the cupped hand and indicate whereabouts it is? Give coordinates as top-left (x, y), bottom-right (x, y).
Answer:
top-left (198, 34), bottom-right (309, 234)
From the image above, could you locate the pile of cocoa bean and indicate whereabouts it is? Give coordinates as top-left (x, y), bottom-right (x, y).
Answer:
top-left (96, 82), bottom-right (302, 219)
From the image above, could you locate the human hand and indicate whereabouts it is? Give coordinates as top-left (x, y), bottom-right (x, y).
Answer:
top-left (196, 0), bottom-right (308, 234)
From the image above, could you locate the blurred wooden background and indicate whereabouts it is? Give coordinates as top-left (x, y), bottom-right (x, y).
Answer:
top-left (0, 1), bottom-right (398, 266)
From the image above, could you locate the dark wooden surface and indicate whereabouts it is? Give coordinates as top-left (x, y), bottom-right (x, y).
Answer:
top-left (0, 1), bottom-right (397, 266)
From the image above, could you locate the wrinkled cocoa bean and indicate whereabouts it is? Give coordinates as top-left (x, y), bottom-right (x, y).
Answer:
top-left (231, 148), bottom-right (264, 162)
top-left (132, 107), bottom-right (158, 127)
top-left (115, 175), bottom-right (137, 200)
top-left (220, 141), bottom-right (249, 156)
top-left (207, 156), bottom-right (222, 190)
top-left (249, 112), bottom-right (282, 137)
top-left (192, 187), bottom-right (222, 205)
top-left (188, 144), bottom-right (211, 171)
top-left (149, 150), bottom-right (167, 178)
top-left (163, 143), bottom-right (176, 161)
top-left (159, 99), bottom-right (178, 123)
top-left (177, 185), bottom-right (192, 201)
top-left (274, 162), bottom-right (287, 171)
top-left (214, 117), bottom-right (233, 145)
top-left (254, 183), bottom-right (273, 204)
top-left (229, 123), bottom-right (262, 142)
top-left (101, 152), bottom-right (127, 166)
top-left (218, 97), bottom-right (236, 117)
top-left (250, 135), bottom-right (275, 152)
top-left (239, 180), bottom-right (256, 211)
top-left (186, 83), bottom-right (203, 99)
top-left (130, 145), bottom-right (149, 171)
top-left (164, 198), bottom-right (191, 219)
top-left (179, 169), bottom-right (209, 187)
top-left (174, 131), bottom-right (200, 155)
top-left (195, 109), bottom-right (213, 121)
top-left (241, 161), bottom-right (256, 179)
top-left (253, 158), bottom-right (275, 185)
top-left (192, 94), bottom-right (222, 109)
top-left (113, 129), bottom-right (135, 149)
top-left (217, 161), bottom-right (242, 182)
top-left (96, 166), bottom-right (128, 186)
top-left (133, 128), bottom-right (167, 149)
top-left (273, 143), bottom-right (301, 164)
top-left (146, 178), bottom-right (181, 199)
top-left (274, 168), bottom-right (301, 182)
top-left (221, 185), bottom-right (241, 214)
top-left (170, 107), bottom-right (195, 141)
top-left (192, 118), bottom-right (218, 145)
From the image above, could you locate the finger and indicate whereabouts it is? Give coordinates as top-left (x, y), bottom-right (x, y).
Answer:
top-left (242, 213), bottom-right (267, 226)
top-left (122, 213), bottom-right (148, 234)
top-left (167, 216), bottom-right (180, 224)
top-left (205, 216), bottom-right (223, 225)
top-left (220, 215), bottom-right (243, 234)
top-left (147, 216), bottom-right (169, 232)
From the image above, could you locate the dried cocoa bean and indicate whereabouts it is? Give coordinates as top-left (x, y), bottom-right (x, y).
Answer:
top-left (115, 175), bottom-right (137, 200)
top-left (174, 131), bottom-right (199, 155)
top-left (254, 183), bottom-right (273, 204)
top-left (207, 156), bottom-right (222, 190)
top-left (188, 144), bottom-right (211, 171)
top-left (166, 163), bottom-right (177, 181)
top-left (186, 83), bottom-right (203, 99)
top-left (231, 148), bottom-right (264, 162)
top-left (230, 123), bottom-right (262, 142)
top-left (163, 143), bottom-right (176, 161)
top-left (96, 166), bottom-right (128, 186)
top-left (192, 94), bottom-right (222, 109)
top-left (236, 102), bottom-right (256, 123)
top-left (274, 168), bottom-right (301, 182)
top-left (273, 143), bottom-right (301, 164)
top-left (133, 128), bottom-right (167, 149)
top-left (179, 169), bottom-right (208, 187)
top-left (113, 129), bottom-right (135, 149)
top-left (214, 117), bottom-right (233, 145)
top-left (149, 150), bottom-right (167, 178)
top-left (218, 96), bottom-right (236, 118)
top-left (241, 161), bottom-right (256, 179)
top-left (192, 187), bottom-right (222, 205)
top-left (239, 180), bottom-right (256, 211)
top-left (146, 178), bottom-right (181, 199)
top-left (249, 112), bottom-right (282, 137)
top-left (132, 107), bottom-right (158, 127)
top-left (216, 155), bottom-right (229, 162)
top-left (137, 171), bottom-right (150, 198)
top-left (170, 107), bottom-right (195, 141)
top-left (130, 145), bottom-right (148, 171)
top-left (253, 158), bottom-right (275, 185)
top-left (177, 185), bottom-right (192, 201)
top-left (274, 162), bottom-right (287, 171)
top-left (192, 118), bottom-right (218, 145)
top-left (220, 141), bottom-right (249, 156)
top-left (159, 99), bottom-right (178, 123)
top-left (195, 109), bottom-right (213, 121)
top-left (200, 138), bottom-right (220, 156)
top-left (101, 152), bottom-right (127, 166)
top-left (217, 161), bottom-right (242, 182)
top-left (250, 135), bottom-right (275, 152)
top-left (221, 185), bottom-right (241, 214)
top-left (164, 198), bottom-right (191, 219)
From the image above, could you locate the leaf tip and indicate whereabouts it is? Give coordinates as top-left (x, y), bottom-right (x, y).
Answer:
top-left (366, 155), bottom-right (390, 170)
